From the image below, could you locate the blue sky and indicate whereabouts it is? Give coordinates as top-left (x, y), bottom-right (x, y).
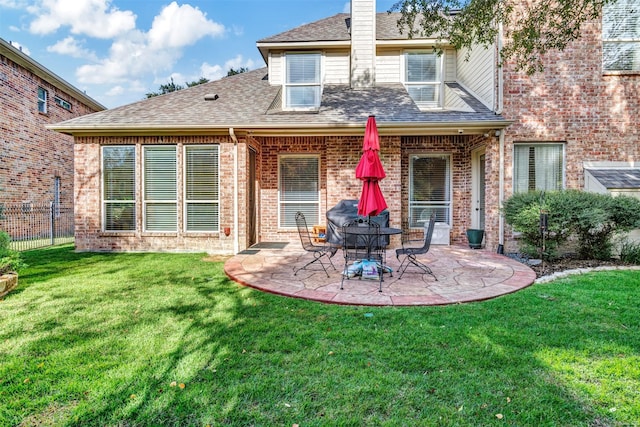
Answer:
top-left (1, 0), bottom-right (397, 108)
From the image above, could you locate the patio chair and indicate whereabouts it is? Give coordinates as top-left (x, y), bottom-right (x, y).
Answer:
top-left (396, 213), bottom-right (438, 281)
top-left (293, 212), bottom-right (338, 277)
top-left (340, 217), bottom-right (385, 292)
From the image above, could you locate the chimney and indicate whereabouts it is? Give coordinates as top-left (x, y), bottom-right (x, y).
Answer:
top-left (350, 0), bottom-right (376, 89)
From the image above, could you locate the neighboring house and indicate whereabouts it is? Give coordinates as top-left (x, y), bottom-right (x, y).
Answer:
top-left (0, 37), bottom-right (106, 209)
top-left (50, 0), bottom-right (639, 255)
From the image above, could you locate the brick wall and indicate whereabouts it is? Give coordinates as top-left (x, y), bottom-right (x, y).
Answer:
top-left (74, 135), bottom-right (237, 253)
top-left (0, 52), bottom-right (99, 207)
top-left (499, 19), bottom-right (640, 252)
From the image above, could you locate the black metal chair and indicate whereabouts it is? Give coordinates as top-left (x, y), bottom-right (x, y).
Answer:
top-left (340, 217), bottom-right (385, 292)
top-left (396, 213), bottom-right (438, 280)
top-left (293, 212), bottom-right (337, 277)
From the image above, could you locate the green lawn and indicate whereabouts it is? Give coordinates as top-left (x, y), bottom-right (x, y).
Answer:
top-left (1, 245), bottom-right (639, 426)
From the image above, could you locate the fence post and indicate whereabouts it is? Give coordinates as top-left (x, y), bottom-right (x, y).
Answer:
top-left (50, 202), bottom-right (55, 246)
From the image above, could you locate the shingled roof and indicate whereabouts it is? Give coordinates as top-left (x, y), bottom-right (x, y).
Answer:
top-left (51, 11), bottom-right (509, 136)
top-left (257, 12), bottom-right (410, 43)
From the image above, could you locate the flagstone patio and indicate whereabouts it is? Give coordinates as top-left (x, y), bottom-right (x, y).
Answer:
top-left (224, 243), bottom-right (537, 306)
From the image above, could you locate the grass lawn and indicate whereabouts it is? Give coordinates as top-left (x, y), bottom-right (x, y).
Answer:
top-left (1, 244), bottom-right (639, 426)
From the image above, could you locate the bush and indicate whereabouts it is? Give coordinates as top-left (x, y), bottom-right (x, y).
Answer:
top-left (504, 190), bottom-right (640, 261)
top-left (619, 238), bottom-right (640, 264)
top-left (0, 231), bottom-right (26, 275)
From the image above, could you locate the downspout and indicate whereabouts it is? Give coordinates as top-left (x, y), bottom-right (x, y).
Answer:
top-left (229, 128), bottom-right (239, 255)
top-left (498, 130), bottom-right (505, 254)
top-left (497, 21), bottom-right (505, 254)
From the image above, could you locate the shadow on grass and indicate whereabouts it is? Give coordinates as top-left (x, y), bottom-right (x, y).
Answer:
top-left (2, 248), bottom-right (638, 425)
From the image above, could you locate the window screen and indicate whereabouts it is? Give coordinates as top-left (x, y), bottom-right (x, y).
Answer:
top-left (185, 145), bottom-right (219, 232)
top-left (409, 155), bottom-right (451, 227)
top-left (144, 146), bottom-right (177, 232)
top-left (285, 53), bottom-right (321, 109)
top-left (513, 144), bottom-right (564, 193)
top-left (279, 156), bottom-right (320, 227)
top-left (603, 0), bottom-right (640, 71)
top-left (103, 146), bottom-right (136, 231)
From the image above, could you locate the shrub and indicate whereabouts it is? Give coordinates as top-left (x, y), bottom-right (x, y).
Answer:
top-left (0, 231), bottom-right (26, 275)
top-left (504, 190), bottom-right (640, 261)
top-left (618, 238), bottom-right (640, 264)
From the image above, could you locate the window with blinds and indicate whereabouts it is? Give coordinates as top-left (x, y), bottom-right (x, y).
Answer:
top-left (285, 53), bottom-right (321, 109)
top-left (144, 146), bottom-right (177, 232)
top-left (603, 0), bottom-right (640, 71)
top-left (103, 146), bottom-right (136, 231)
top-left (513, 143), bottom-right (564, 193)
top-left (37, 87), bottom-right (47, 113)
top-left (184, 145), bottom-right (219, 232)
top-left (404, 52), bottom-right (441, 108)
top-left (279, 155), bottom-right (320, 227)
top-left (409, 155), bottom-right (451, 227)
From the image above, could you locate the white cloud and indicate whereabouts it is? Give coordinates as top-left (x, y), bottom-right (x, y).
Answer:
top-left (8, 41), bottom-right (31, 55)
top-left (75, 1), bottom-right (225, 87)
top-left (47, 36), bottom-right (97, 60)
top-left (200, 55), bottom-right (256, 81)
top-left (28, 0), bottom-right (136, 38)
top-left (147, 1), bottom-right (224, 49)
top-left (0, 0), bottom-right (26, 8)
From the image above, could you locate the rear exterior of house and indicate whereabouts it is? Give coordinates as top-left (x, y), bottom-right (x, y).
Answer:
top-left (51, 0), bottom-right (639, 256)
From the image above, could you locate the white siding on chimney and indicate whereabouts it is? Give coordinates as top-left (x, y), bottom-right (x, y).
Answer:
top-left (351, 0), bottom-right (376, 88)
top-left (456, 46), bottom-right (495, 109)
top-left (325, 49), bottom-right (351, 84)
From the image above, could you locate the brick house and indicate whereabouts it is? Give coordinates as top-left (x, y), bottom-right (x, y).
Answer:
top-left (51, 0), bottom-right (639, 255)
top-left (1, 38), bottom-right (105, 209)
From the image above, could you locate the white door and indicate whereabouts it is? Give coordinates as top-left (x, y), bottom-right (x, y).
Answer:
top-left (471, 148), bottom-right (486, 229)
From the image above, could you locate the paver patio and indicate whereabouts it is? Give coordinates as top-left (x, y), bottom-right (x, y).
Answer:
top-left (224, 243), bottom-right (537, 306)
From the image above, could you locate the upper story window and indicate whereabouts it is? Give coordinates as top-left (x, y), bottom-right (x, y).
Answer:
top-left (513, 143), bottom-right (565, 193)
top-left (603, 0), bottom-right (640, 72)
top-left (284, 52), bottom-right (321, 110)
top-left (54, 96), bottom-right (72, 111)
top-left (404, 51), bottom-right (442, 108)
top-left (37, 87), bottom-right (47, 113)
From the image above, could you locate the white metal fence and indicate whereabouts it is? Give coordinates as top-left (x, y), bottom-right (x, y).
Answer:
top-left (0, 202), bottom-right (74, 251)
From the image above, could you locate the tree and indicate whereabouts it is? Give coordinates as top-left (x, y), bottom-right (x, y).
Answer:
top-left (145, 77), bottom-right (210, 98)
top-left (391, 0), bottom-right (612, 74)
top-left (227, 67), bottom-right (248, 76)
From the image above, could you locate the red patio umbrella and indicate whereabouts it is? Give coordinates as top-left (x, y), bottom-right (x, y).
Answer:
top-left (356, 115), bottom-right (388, 217)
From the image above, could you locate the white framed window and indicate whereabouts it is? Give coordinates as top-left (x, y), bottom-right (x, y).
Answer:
top-left (409, 154), bottom-right (451, 227)
top-left (403, 51), bottom-right (442, 108)
top-left (284, 52), bottom-right (321, 110)
top-left (513, 143), bottom-right (565, 193)
top-left (278, 155), bottom-right (320, 228)
top-left (102, 146), bottom-right (136, 231)
top-left (37, 87), bottom-right (47, 113)
top-left (143, 146), bottom-right (177, 232)
top-left (603, 0), bottom-right (640, 72)
top-left (184, 145), bottom-right (219, 232)
top-left (54, 96), bottom-right (72, 111)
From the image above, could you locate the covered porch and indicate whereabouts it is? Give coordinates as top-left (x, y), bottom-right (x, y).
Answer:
top-left (224, 243), bottom-right (536, 306)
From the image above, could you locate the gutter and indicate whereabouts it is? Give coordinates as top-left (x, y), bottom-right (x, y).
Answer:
top-left (229, 128), bottom-right (239, 255)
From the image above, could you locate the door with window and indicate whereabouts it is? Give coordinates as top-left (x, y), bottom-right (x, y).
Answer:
top-left (472, 149), bottom-right (486, 230)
